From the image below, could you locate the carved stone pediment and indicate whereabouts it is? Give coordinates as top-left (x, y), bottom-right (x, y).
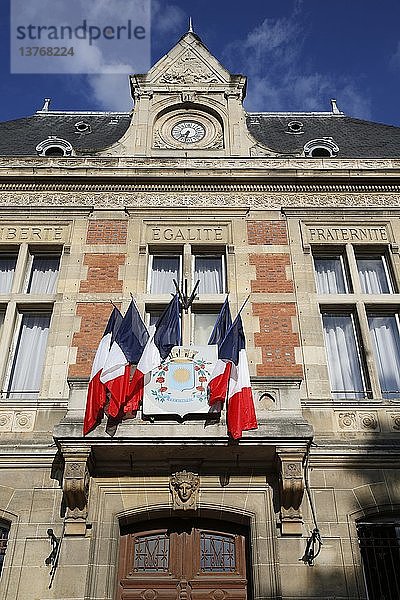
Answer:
top-left (157, 50), bottom-right (221, 85)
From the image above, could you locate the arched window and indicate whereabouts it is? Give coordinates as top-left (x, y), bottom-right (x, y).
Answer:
top-left (0, 521), bottom-right (10, 577)
top-left (36, 137), bottom-right (74, 157)
top-left (357, 516), bottom-right (400, 599)
top-left (304, 137), bottom-right (339, 158)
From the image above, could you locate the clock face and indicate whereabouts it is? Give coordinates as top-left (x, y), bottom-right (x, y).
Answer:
top-left (171, 121), bottom-right (206, 144)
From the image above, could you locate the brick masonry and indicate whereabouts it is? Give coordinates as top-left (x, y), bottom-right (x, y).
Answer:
top-left (247, 220), bottom-right (288, 245)
top-left (86, 220), bottom-right (128, 245)
top-left (249, 254), bottom-right (293, 293)
top-left (79, 254), bottom-right (125, 293)
top-left (252, 302), bottom-right (302, 376)
top-left (69, 302), bottom-right (117, 377)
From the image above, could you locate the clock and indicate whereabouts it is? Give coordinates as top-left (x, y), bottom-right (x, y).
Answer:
top-left (171, 121), bottom-right (206, 144)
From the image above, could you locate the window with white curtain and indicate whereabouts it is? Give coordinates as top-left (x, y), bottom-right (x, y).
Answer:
top-left (0, 309), bottom-right (4, 340)
top-left (194, 255), bottom-right (225, 294)
top-left (149, 255), bottom-right (181, 294)
top-left (368, 313), bottom-right (400, 399)
top-left (0, 254), bottom-right (18, 294)
top-left (314, 255), bottom-right (349, 294)
top-left (192, 311), bottom-right (219, 345)
top-left (26, 254), bottom-right (60, 294)
top-left (322, 312), bottom-right (367, 399)
top-left (6, 312), bottom-right (51, 399)
top-left (356, 254), bottom-right (394, 294)
top-left (146, 247), bottom-right (227, 345)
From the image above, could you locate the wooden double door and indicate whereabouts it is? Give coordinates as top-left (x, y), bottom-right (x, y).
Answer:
top-left (117, 518), bottom-right (249, 599)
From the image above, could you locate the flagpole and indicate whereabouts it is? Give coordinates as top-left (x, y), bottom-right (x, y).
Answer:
top-left (220, 294), bottom-right (251, 343)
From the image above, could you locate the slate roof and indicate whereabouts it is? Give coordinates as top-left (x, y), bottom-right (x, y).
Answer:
top-left (0, 111), bottom-right (131, 156)
top-left (246, 113), bottom-right (400, 158)
top-left (1, 108), bottom-right (400, 158)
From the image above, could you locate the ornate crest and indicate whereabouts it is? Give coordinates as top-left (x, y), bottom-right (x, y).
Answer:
top-left (143, 345), bottom-right (218, 417)
top-left (169, 470), bottom-right (200, 510)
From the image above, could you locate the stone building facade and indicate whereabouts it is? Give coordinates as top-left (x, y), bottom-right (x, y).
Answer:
top-left (0, 30), bottom-right (399, 600)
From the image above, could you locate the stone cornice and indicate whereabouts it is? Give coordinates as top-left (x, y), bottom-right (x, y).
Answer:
top-left (1, 180), bottom-right (400, 196)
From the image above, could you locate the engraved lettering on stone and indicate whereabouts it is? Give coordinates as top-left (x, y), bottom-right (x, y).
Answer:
top-left (0, 224), bottom-right (67, 242)
top-left (148, 225), bottom-right (227, 243)
top-left (338, 412), bottom-right (357, 429)
top-left (306, 225), bottom-right (389, 244)
top-left (170, 470), bottom-right (200, 511)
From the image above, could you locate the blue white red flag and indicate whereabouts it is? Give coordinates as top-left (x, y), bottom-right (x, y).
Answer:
top-left (100, 300), bottom-right (149, 418)
top-left (208, 313), bottom-right (257, 439)
top-left (83, 306), bottom-right (123, 435)
top-left (130, 294), bottom-right (181, 401)
top-left (208, 296), bottom-right (232, 346)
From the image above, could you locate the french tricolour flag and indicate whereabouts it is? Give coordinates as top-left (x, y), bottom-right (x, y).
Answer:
top-left (208, 313), bottom-right (257, 439)
top-left (100, 300), bottom-right (149, 418)
top-left (83, 307), bottom-right (123, 435)
top-left (130, 294), bottom-right (181, 396)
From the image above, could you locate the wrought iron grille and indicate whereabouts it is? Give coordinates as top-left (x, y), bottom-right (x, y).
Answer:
top-left (0, 522), bottom-right (9, 576)
top-left (200, 532), bottom-right (236, 572)
top-left (134, 534), bottom-right (169, 572)
top-left (357, 522), bottom-right (400, 600)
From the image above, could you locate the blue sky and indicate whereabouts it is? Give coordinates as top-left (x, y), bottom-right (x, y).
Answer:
top-left (1, 0), bottom-right (400, 125)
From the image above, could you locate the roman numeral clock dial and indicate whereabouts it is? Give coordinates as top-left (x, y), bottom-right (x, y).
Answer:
top-left (171, 121), bottom-right (206, 144)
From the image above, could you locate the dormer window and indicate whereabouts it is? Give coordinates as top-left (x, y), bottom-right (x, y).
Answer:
top-left (36, 137), bottom-right (74, 157)
top-left (286, 121), bottom-right (304, 134)
top-left (304, 137), bottom-right (339, 158)
top-left (75, 121), bottom-right (91, 134)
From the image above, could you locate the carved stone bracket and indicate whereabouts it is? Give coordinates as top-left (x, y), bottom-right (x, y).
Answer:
top-left (60, 444), bottom-right (91, 535)
top-left (169, 470), bottom-right (200, 511)
top-left (277, 449), bottom-right (306, 535)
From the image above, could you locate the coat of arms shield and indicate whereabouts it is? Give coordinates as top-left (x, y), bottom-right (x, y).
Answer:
top-left (143, 345), bottom-right (218, 417)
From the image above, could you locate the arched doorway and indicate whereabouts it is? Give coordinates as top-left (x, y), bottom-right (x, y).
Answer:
top-left (116, 517), bottom-right (250, 599)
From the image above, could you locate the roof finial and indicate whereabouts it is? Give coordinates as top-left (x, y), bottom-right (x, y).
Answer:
top-left (41, 98), bottom-right (51, 112)
top-left (188, 17), bottom-right (194, 33)
top-left (330, 98), bottom-right (342, 115)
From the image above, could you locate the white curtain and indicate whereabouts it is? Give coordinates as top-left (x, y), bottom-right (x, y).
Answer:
top-left (0, 256), bottom-right (17, 293)
top-left (195, 257), bottom-right (223, 294)
top-left (369, 315), bottom-right (400, 398)
top-left (150, 256), bottom-right (180, 294)
top-left (193, 313), bottom-right (217, 345)
top-left (7, 313), bottom-right (51, 399)
top-left (323, 314), bottom-right (365, 399)
top-left (0, 310), bottom-right (4, 340)
top-left (314, 257), bottom-right (346, 293)
top-left (28, 256), bottom-right (60, 294)
top-left (357, 258), bottom-right (390, 293)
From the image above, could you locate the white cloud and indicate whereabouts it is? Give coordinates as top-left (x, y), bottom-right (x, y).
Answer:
top-left (87, 74), bottom-right (132, 111)
top-left (151, 0), bottom-right (186, 36)
top-left (221, 8), bottom-right (371, 119)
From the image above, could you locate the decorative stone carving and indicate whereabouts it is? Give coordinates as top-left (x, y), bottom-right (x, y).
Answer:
top-left (338, 412), bottom-right (357, 430)
top-left (153, 130), bottom-right (174, 149)
top-left (13, 411), bottom-right (35, 432)
top-left (277, 450), bottom-right (305, 535)
top-left (390, 413), bottom-right (400, 431)
top-left (0, 412), bottom-right (13, 432)
top-left (158, 51), bottom-right (219, 85)
top-left (61, 445), bottom-right (91, 535)
top-left (359, 412), bottom-right (378, 431)
top-left (169, 470), bottom-right (200, 511)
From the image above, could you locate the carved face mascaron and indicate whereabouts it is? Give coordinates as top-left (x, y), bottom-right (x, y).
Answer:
top-left (171, 120), bottom-right (206, 144)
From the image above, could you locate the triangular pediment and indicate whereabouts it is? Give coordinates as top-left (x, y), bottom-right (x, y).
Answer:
top-left (143, 32), bottom-right (235, 87)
